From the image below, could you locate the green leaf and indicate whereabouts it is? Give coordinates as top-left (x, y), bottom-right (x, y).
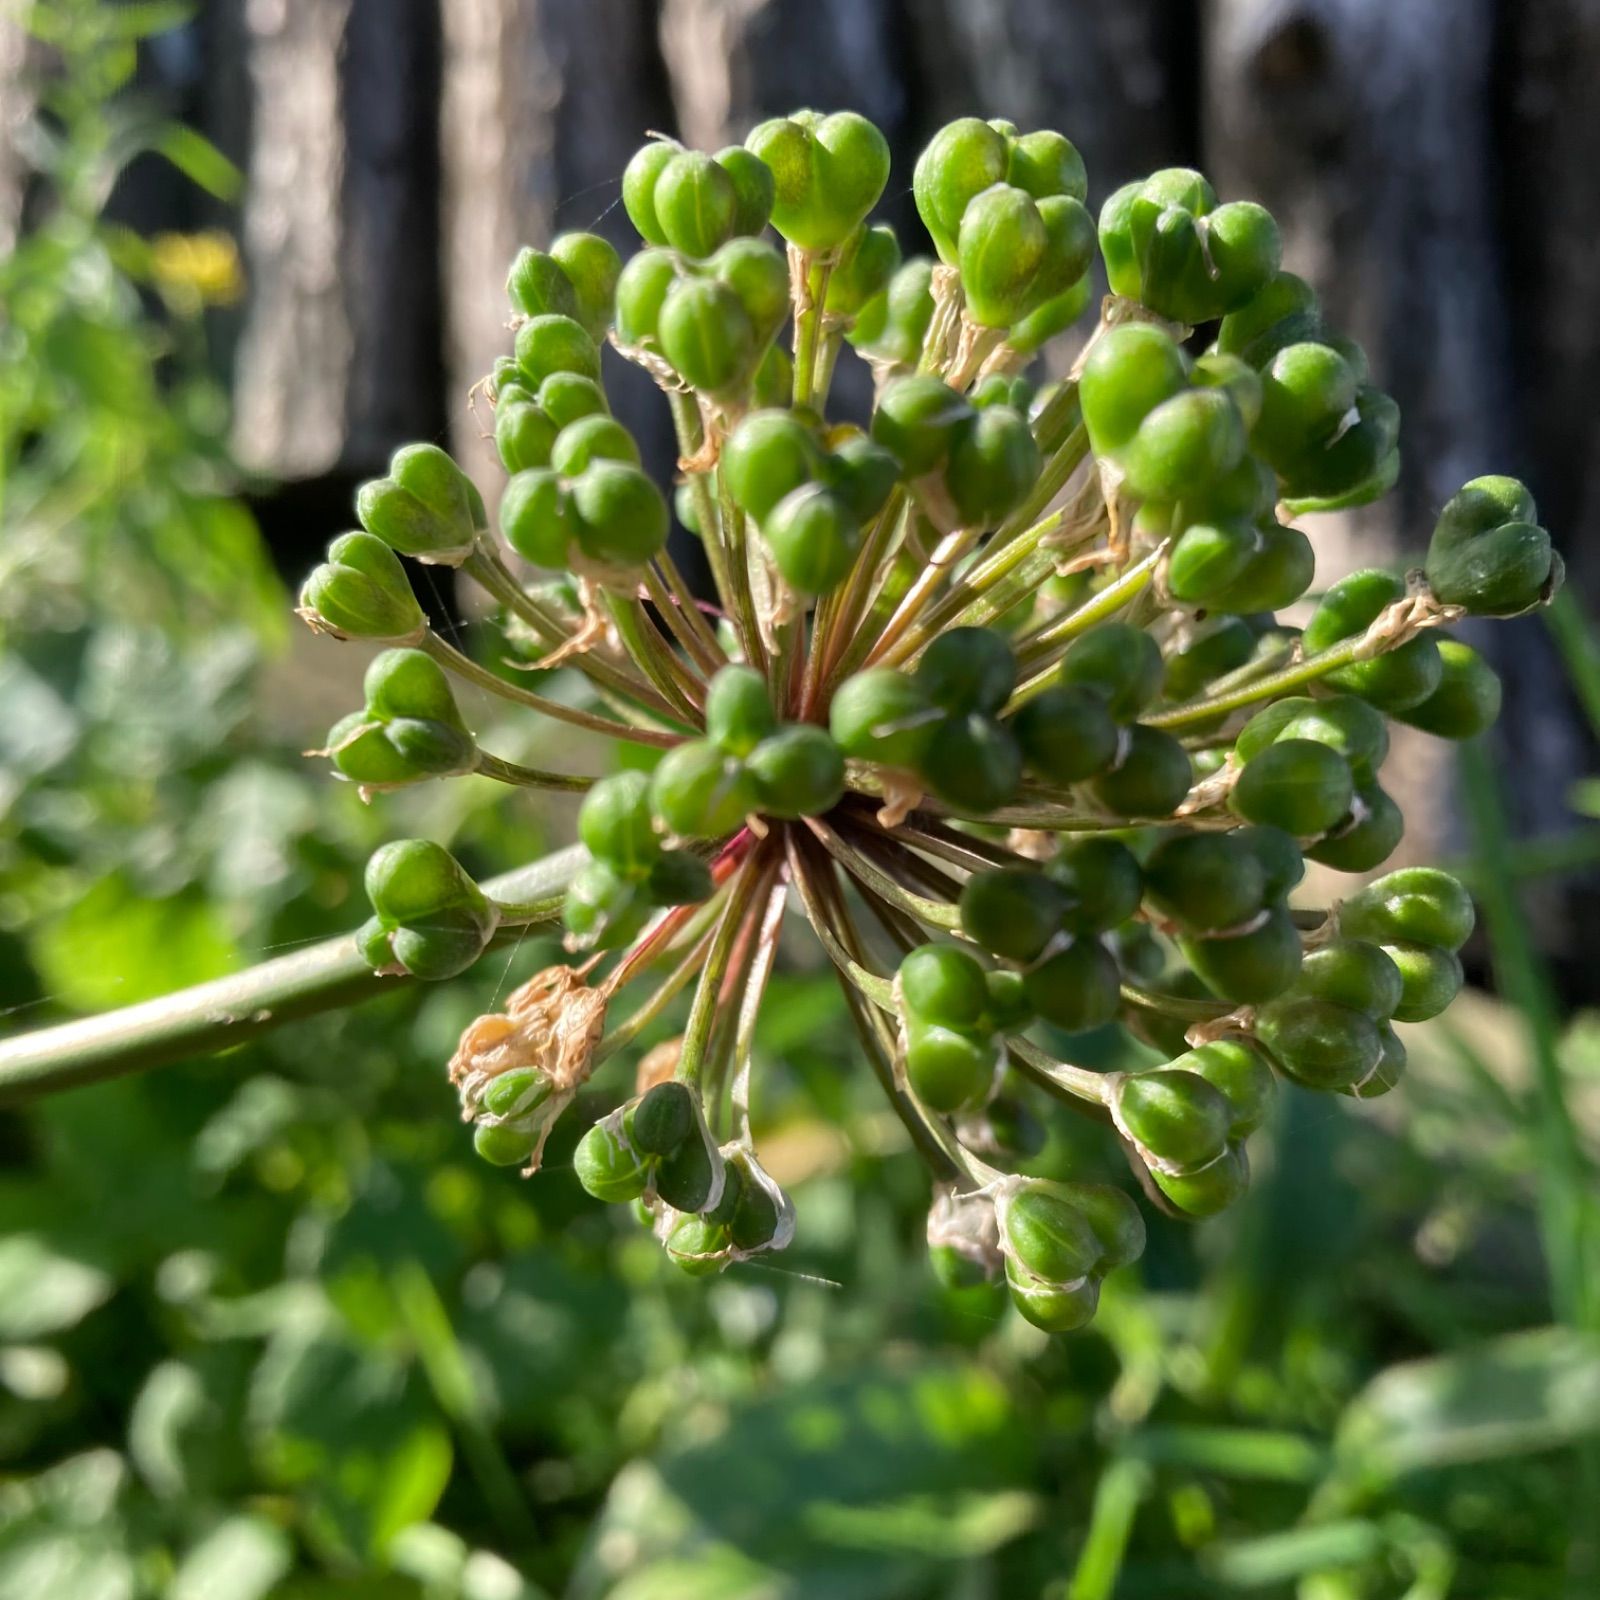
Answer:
top-left (151, 124), bottom-right (243, 201)
top-left (0, 1236), bottom-right (113, 1340)
top-left (171, 1516), bottom-right (292, 1600)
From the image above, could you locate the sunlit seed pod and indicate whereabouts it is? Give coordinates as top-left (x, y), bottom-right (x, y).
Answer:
top-left (1253, 340), bottom-right (1359, 469)
top-left (498, 469), bottom-right (574, 568)
top-left (723, 409), bottom-right (825, 523)
top-left (1120, 388), bottom-right (1248, 506)
top-left (746, 725), bottom-right (846, 818)
top-left (495, 398), bottom-right (559, 474)
top-left (828, 668), bottom-right (938, 769)
top-left (1057, 623), bottom-right (1164, 721)
top-left (709, 236), bottom-right (791, 343)
top-left (1270, 694), bottom-right (1391, 776)
top-left (912, 116), bottom-right (1011, 263)
top-left (761, 483), bottom-right (862, 595)
top-left (1210, 522), bottom-right (1315, 614)
top-left (548, 231), bottom-right (622, 339)
top-left (1339, 867), bottom-right (1476, 951)
top-left (362, 839), bottom-right (497, 981)
top-left (481, 1067), bottom-right (555, 1123)
top-left (960, 867), bottom-right (1069, 963)
top-left (621, 139), bottom-right (681, 245)
top-left (1255, 997), bottom-right (1383, 1092)
top-left (1006, 273), bottom-right (1092, 354)
top-left (1287, 938), bottom-right (1404, 1021)
top-left (1381, 941), bottom-right (1464, 1023)
top-left (1178, 902), bottom-right (1303, 1004)
top-left (714, 144), bottom-right (777, 236)
top-left (915, 626), bottom-right (1017, 716)
top-left (1302, 569), bottom-right (1443, 712)
top-left (1166, 518), bottom-right (1260, 608)
top-left (568, 460), bottom-right (670, 567)
top-left (1306, 782), bottom-right (1404, 873)
top-left (1007, 1261), bottom-right (1102, 1333)
top-left (550, 415), bottom-right (639, 477)
top-left (919, 712), bottom-right (1023, 812)
top-left (746, 110), bottom-right (891, 251)
top-left (506, 245), bottom-right (580, 322)
top-left (1229, 738), bottom-right (1354, 835)
top-left (1190, 351), bottom-right (1265, 432)
top-left (1090, 724), bottom-right (1193, 818)
top-left (1001, 1182), bottom-right (1104, 1284)
top-left (871, 375), bottom-right (976, 475)
top-left (1395, 639), bottom-right (1503, 740)
top-left (1169, 1041), bottom-right (1274, 1139)
top-left (658, 276), bottom-right (757, 394)
top-left (1143, 831), bottom-right (1267, 932)
top-left (474, 1119), bottom-right (538, 1168)
top-left (905, 1020), bottom-right (995, 1113)
top-left (663, 1215), bottom-right (732, 1277)
top-left (653, 149), bottom-right (739, 258)
top-left (648, 740), bottom-right (758, 839)
top-left (1425, 474), bottom-right (1559, 617)
top-left (900, 943), bottom-right (992, 1029)
top-left (1153, 1141), bottom-right (1249, 1217)
top-left (356, 443), bottom-right (482, 561)
top-left (1215, 268), bottom-right (1322, 368)
top-left (614, 247), bottom-right (679, 347)
top-left (704, 664), bottom-right (778, 756)
top-left (538, 371), bottom-right (610, 428)
top-left (1079, 322), bottom-right (1189, 460)
top-left (1012, 684), bottom-right (1121, 785)
top-left (299, 531), bottom-right (426, 642)
top-left (515, 314), bottom-right (603, 387)
top-left (1022, 936), bottom-right (1121, 1033)
top-left (574, 1120), bottom-right (651, 1203)
top-left (1114, 1068), bottom-right (1233, 1170)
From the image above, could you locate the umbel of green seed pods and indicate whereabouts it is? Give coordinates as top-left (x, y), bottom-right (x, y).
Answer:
top-left (276, 105), bottom-right (1564, 1333)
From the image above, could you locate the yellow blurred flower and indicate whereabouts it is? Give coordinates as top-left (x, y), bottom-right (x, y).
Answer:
top-left (148, 230), bottom-right (245, 307)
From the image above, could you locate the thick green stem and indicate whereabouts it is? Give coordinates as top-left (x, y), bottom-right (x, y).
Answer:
top-left (0, 845), bottom-right (588, 1105)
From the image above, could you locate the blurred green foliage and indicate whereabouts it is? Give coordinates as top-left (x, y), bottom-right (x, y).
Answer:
top-left (3, 6), bottom-right (1600, 1598)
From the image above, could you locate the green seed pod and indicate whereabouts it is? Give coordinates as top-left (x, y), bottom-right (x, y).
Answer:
top-left (1153, 1141), bottom-right (1249, 1217)
top-left (499, 468), bottom-right (574, 568)
top-left (961, 868), bottom-right (1068, 963)
top-left (900, 943), bottom-right (990, 1029)
top-left (1144, 831), bottom-right (1267, 932)
top-left (1253, 341), bottom-right (1358, 470)
top-left (299, 531), bottom-right (425, 642)
top-left (945, 405), bottom-right (1042, 525)
top-left (356, 443), bottom-right (481, 563)
top-left (563, 859), bottom-right (649, 951)
top-left (1425, 474), bottom-right (1559, 617)
top-left (746, 724), bottom-right (845, 818)
top-left (506, 245), bottom-right (580, 321)
top-left (723, 409), bottom-right (824, 522)
top-left (708, 237), bottom-right (790, 343)
top-left (854, 256), bottom-right (935, 365)
top-left (1350, 1024), bottom-right (1407, 1099)
top-left (1091, 725), bottom-right (1193, 818)
top-left (913, 117), bottom-right (1010, 262)
top-left (1058, 623), bottom-right (1164, 721)
top-left (826, 222), bottom-right (901, 316)
top-left (714, 145), bottom-right (776, 236)
top-left (1307, 783), bottom-right (1404, 874)
top-left (1279, 385), bottom-right (1400, 510)
top-left (1179, 903), bottom-right (1303, 1004)
top-left (1256, 997), bottom-right (1382, 1092)
top-left (727, 1152), bottom-right (787, 1252)
top-left (1167, 518), bottom-right (1260, 608)
top-left (622, 139), bottom-right (681, 245)
top-left (631, 1082), bottom-right (696, 1157)
top-left (983, 969), bottom-right (1035, 1034)
top-left (746, 110), bottom-right (891, 251)
top-left (1006, 1261), bottom-right (1101, 1332)
top-left (644, 850), bottom-right (714, 907)
top-left (1000, 1182), bottom-right (1103, 1284)
top-left (481, 1067), bottom-right (554, 1123)
top-left (515, 314), bottom-right (602, 387)
top-left (550, 415), bottom-right (637, 477)
top-left (1121, 388), bottom-right (1248, 505)
top-left (762, 483), bottom-right (862, 595)
top-left (1288, 938), bottom-right (1403, 1020)
top-left (474, 1119), bottom-right (537, 1168)
top-left (1170, 1040), bottom-right (1274, 1139)
top-left (1007, 273), bottom-right (1092, 353)
top-left (1191, 350), bottom-right (1265, 431)
top-left (1012, 684), bottom-right (1120, 785)
top-left (652, 149), bottom-right (739, 258)
top-left (705, 665), bottom-right (778, 756)
top-left (649, 740), bottom-right (757, 838)
top-left (333, 651), bottom-right (476, 786)
top-left (1047, 837), bottom-right (1144, 934)
top-left (614, 247), bottom-right (678, 347)
top-left (361, 839), bottom-right (497, 981)
top-left (905, 1019), bottom-right (995, 1112)
top-left (1396, 637), bottom-right (1503, 739)
top-left (1234, 825), bottom-right (1305, 901)
top-left (538, 371), bottom-right (610, 428)
top-left (568, 460), bottom-right (669, 567)
top-left (823, 434), bottom-right (901, 522)
top-left (1212, 522), bottom-right (1314, 614)
top-left (1022, 936), bottom-right (1120, 1032)
top-left (654, 1117), bottom-right (722, 1213)
top-left (916, 626), bottom-right (1017, 716)
top-left (1163, 616), bottom-right (1258, 702)
top-left (658, 276), bottom-right (756, 394)
top-left (1113, 1068), bottom-right (1233, 1171)
top-left (1230, 738), bottom-right (1354, 835)
top-left (1302, 569), bottom-right (1443, 712)
top-left (1007, 126), bottom-right (1088, 202)
top-left (1382, 941), bottom-right (1464, 1023)
top-left (574, 1119), bottom-right (650, 1203)
top-left (930, 1241), bottom-right (1000, 1292)
top-left (495, 397), bottom-right (558, 475)
top-left (828, 668), bottom-right (938, 769)
top-left (1271, 694), bottom-right (1391, 776)
top-left (578, 770), bottom-right (659, 879)
top-left (1340, 867), bottom-right (1475, 951)
top-left (548, 232), bottom-right (621, 338)
top-left (1079, 323), bottom-right (1189, 460)
top-left (919, 713), bottom-right (1023, 812)
top-left (663, 1213), bottom-right (732, 1277)
top-left (871, 375), bottom-right (975, 475)
top-left (1215, 269), bottom-right (1322, 368)
top-left (957, 183), bottom-right (1095, 329)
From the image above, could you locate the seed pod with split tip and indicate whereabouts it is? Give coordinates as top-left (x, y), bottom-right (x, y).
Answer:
top-left (299, 532), bottom-right (425, 642)
top-left (746, 110), bottom-right (891, 251)
top-left (358, 840), bottom-right (498, 981)
top-left (1112, 1069), bottom-right (1233, 1173)
top-left (1426, 474), bottom-right (1560, 617)
top-left (1154, 1141), bottom-right (1249, 1217)
top-left (356, 444), bottom-right (483, 564)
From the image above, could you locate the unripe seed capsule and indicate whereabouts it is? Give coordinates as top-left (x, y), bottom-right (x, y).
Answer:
top-left (918, 713), bottom-right (1023, 812)
top-left (574, 1121), bottom-right (650, 1203)
top-left (1339, 867), bottom-right (1475, 951)
top-left (1382, 941), bottom-right (1464, 1023)
top-left (1144, 831), bottom-right (1267, 932)
top-left (1255, 998), bottom-right (1382, 1092)
top-left (1114, 1069), bottom-right (1233, 1171)
top-left (1179, 903), bottom-right (1303, 1004)
top-left (1022, 937), bottom-right (1120, 1032)
top-left (1007, 1261), bottom-right (1101, 1332)
top-left (1154, 1142), bottom-right (1249, 1217)
top-left (916, 626), bottom-right (1017, 716)
top-left (1058, 624), bottom-right (1163, 721)
top-left (1091, 725), bottom-right (1192, 817)
top-left (960, 868), bottom-right (1068, 963)
top-left (1230, 738), bottom-right (1354, 835)
top-left (704, 665), bottom-right (778, 756)
top-left (905, 1021), bottom-right (994, 1112)
top-left (1012, 685), bottom-right (1120, 784)
top-left (631, 1082), bottom-right (696, 1157)
top-left (474, 1120), bottom-right (538, 1168)
top-left (828, 669), bottom-right (938, 769)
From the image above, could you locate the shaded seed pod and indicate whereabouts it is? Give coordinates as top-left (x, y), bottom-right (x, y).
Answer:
top-left (630, 1081), bottom-right (696, 1157)
top-left (1215, 269), bottom-right (1322, 367)
top-left (1211, 522), bottom-right (1315, 613)
top-left (1253, 340), bottom-right (1358, 471)
top-left (1302, 569), bottom-right (1443, 711)
top-left (1058, 623), bottom-right (1163, 721)
top-left (495, 396), bottom-right (558, 474)
top-left (664, 1213), bottom-right (733, 1277)
top-left (1022, 936), bottom-right (1120, 1032)
top-left (649, 740), bottom-right (757, 838)
top-left (1382, 941), bottom-right (1464, 1023)
top-left (984, 968), bottom-right (1034, 1033)
top-left (481, 1067), bottom-right (555, 1123)
top-left (1234, 825), bottom-right (1305, 901)
top-left (1339, 867), bottom-right (1475, 951)
top-left (1267, 694), bottom-right (1390, 776)
top-left (1350, 1023), bottom-right (1407, 1099)
top-left (562, 860), bottom-right (650, 952)
top-left (983, 1093), bottom-right (1048, 1157)
top-left (960, 868), bottom-right (1068, 963)
top-left (852, 256), bottom-right (935, 365)
top-left (1425, 474), bottom-right (1559, 617)
top-left (945, 405), bottom-right (1042, 525)
top-left (1000, 1182), bottom-right (1105, 1284)
top-left (1091, 725), bottom-right (1193, 818)
top-left (654, 1114), bottom-right (724, 1213)
top-left (916, 626), bottom-right (1017, 716)
top-left (568, 460), bottom-right (669, 568)
top-left (1191, 350), bottom-right (1265, 431)
top-left (574, 1118), bottom-right (651, 1203)
top-left (1395, 639), bottom-right (1503, 739)
top-left (753, 343), bottom-right (794, 408)
top-left (1144, 831), bottom-right (1267, 932)
top-left (1230, 738), bottom-right (1354, 835)
top-left (746, 725), bottom-right (845, 818)
top-left (823, 434), bottom-right (901, 522)
top-left (762, 483), bottom-right (862, 595)
top-left (1008, 274), bottom-right (1092, 354)
top-left (1255, 997), bottom-right (1382, 1091)
top-left (1113, 1068), bottom-right (1233, 1171)
top-left (1012, 684), bottom-right (1120, 785)
top-left (1047, 837), bottom-right (1144, 933)
top-left (919, 713), bottom-right (1023, 812)
top-left (705, 665), bottom-right (778, 756)
top-left (1307, 782), bottom-right (1404, 873)
top-left (745, 110), bottom-right (891, 251)
top-left (828, 669), bottom-right (938, 769)
top-left (299, 531), bottom-right (425, 642)
top-left (1154, 1141), bottom-right (1249, 1217)
top-left (1288, 939), bottom-right (1404, 1020)
top-left (1179, 902), bottom-right (1303, 1004)
top-left (644, 850), bottom-right (714, 907)
top-left (905, 1020), bottom-right (996, 1112)
top-left (1163, 615), bottom-right (1258, 701)
top-left (1167, 518), bottom-right (1259, 608)
top-left (1006, 1260), bottom-right (1101, 1332)
top-left (1079, 323), bottom-right (1189, 460)
top-left (871, 375), bottom-right (975, 475)
top-left (826, 222), bottom-right (901, 316)
top-left (1279, 385), bottom-right (1400, 510)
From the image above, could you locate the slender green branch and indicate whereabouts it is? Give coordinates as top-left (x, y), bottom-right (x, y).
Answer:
top-left (675, 852), bottom-right (770, 1088)
top-left (1007, 1036), bottom-right (1111, 1113)
top-left (802, 816), bottom-right (963, 931)
top-left (0, 845), bottom-right (589, 1105)
top-left (474, 752), bottom-right (595, 793)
